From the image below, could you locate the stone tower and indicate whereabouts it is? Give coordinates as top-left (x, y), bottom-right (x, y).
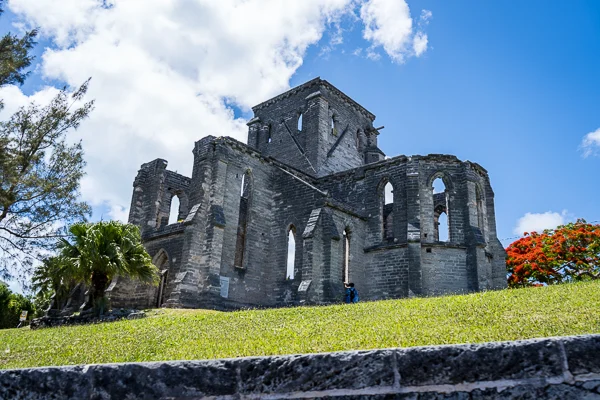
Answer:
top-left (108, 78), bottom-right (507, 310)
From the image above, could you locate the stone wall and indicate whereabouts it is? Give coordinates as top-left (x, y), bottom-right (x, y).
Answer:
top-left (112, 78), bottom-right (508, 311)
top-left (248, 78), bottom-right (381, 177)
top-left (2, 334), bottom-right (599, 399)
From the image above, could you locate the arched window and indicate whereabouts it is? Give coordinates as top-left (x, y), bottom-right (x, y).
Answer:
top-left (234, 171), bottom-right (252, 268)
top-left (297, 113), bottom-right (303, 132)
top-left (383, 181), bottom-right (394, 242)
top-left (168, 195), bottom-right (180, 224)
top-left (331, 116), bottom-right (336, 135)
top-left (266, 124), bottom-right (272, 143)
top-left (433, 178), bottom-right (449, 242)
top-left (342, 228), bottom-right (350, 282)
top-left (286, 226), bottom-right (296, 279)
top-left (355, 129), bottom-right (361, 149)
top-left (153, 250), bottom-right (169, 307)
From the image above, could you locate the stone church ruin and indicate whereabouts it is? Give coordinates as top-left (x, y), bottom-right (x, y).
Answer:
top-left (107, 78), bottom-right (507, 310)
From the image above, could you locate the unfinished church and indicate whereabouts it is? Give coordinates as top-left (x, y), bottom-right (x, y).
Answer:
top-left (107, 78), bottom-right (507, 310)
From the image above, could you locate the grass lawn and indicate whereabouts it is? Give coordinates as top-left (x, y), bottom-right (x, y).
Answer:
top-left (1, 281), bottom-right (600, 370)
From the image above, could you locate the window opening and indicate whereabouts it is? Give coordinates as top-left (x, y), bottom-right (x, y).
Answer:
top-left (331, 116), bottom-right (336, 135)
top-left (297, 113), bottom-right (303, 132)
top-left (383, 182), bottom-right (394, 242)
top-left (168, 195), bottom-right (180, 224)
top-left (267, 124), bottom-right (272, 143)
top-left (342, 229), bottom-right (350, 282)
top-left (433, 178), bottom-right (449, 242)
top-left (157, 270), bottom-right (168, 307)
top-left (153, 251), bottom-right (169, 307)
top-left (437, 212), bottom-right (449, 242)
top-left (234, 171), bottom-right (251, 268)
top-left (286, 227), bottom-right (296, 279)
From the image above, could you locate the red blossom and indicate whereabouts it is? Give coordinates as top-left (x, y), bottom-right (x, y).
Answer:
top-left (506, 219), bottom-right (600, 288)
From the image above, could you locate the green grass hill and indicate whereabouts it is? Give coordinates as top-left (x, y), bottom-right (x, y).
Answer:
top-left (2, 281), bottom-right (600, 370)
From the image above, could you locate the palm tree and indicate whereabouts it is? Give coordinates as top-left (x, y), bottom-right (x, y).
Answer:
top-left (58, 221), bottom-right (159, 315)
top-left (32, 256), bottom-right (78, 314)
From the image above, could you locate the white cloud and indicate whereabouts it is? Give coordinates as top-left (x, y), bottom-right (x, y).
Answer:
top-left (420, 9), bottom-right (433, 24)
top-left (359, 0), bottom-right (430, 62)
top-left (366, 47), bottom-right (382, 61)
top-left (107, 204), bottom-right (129, 223)
top-left (412, 32), bottom-right (428, 57)
top-left (412, 9), bottom-right (431, 57)
top-left (580, 127), bottom-right (600, 158)
top-left (4, 0), bottom-right (429, 221)
top-left (513, 210), bottom-right (568, 235)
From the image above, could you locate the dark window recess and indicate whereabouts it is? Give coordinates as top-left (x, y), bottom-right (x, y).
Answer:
top-left (234, 172), bottom-right (252, 268)
top-left (383, 182), bottom-right (394, 243)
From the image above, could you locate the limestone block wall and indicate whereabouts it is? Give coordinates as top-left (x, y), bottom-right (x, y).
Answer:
top-left (117, 78), bottom-right (508, 311)
top-left (249, 78), bottom-right (380, 177)
top-left (3, 334), bottom-right (599, 399)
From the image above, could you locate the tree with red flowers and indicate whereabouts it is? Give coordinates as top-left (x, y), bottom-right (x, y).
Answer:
top-left (506, 219), bottom-right (600, 288)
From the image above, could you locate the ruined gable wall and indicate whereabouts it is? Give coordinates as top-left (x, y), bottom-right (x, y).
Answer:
top-left (248, 79), bottom-right (377, 178)
top-left (249, 80), bottom-right (321, 175)
top-left (315, 154), bottom-right (506, 299)
top-left (128, 158), bottom-right (191, 233)
top-left (317, 158), bottom-right (411, 299)
top-left (268, 167), bottom-right (328, 304)
top-left (315, 84), bottom-right (376, 176)
top-left (202, 139), bottom-right (328, 308)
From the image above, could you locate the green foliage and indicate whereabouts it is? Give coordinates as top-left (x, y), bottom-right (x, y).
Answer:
top-left (0, 283), bottom-right (34, 329)
top-left (507, 219), bottom-right (600, 287)
top-left (0, 2), bottom-right (94, 281)
top-left (1, 281), bottom-right (600, 369)
top-left (57, 221), bottom-right (159, 314)
top-left (0, 1), bottom-right (37, 108)
top-left (31, 256), bottom-right (78, 315)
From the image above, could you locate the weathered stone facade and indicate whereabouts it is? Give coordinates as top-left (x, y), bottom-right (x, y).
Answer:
top-left (107, 78), bottom-right (506, 310)
top-left (4, 334), bottom-right (600, 399)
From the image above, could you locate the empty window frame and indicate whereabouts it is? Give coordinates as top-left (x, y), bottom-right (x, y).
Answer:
top-left (168, 195), bottom-right (180, 225)
top-left (382, 181), bottom-right (394, 242)
top-left (286, 226), bottom-right (296, 279)
top-left (342, 228), bottom-right (350, 282)
top-left (432, 177), bottom-right (449, 242)
top-left (331, 116), bottom-right (336, 135)
top-left (153, 250), bottom-right (169, 307)
top-left (234, 171), bottom-right (252, 268)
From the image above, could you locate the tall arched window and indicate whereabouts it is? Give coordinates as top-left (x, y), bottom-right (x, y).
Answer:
top-left (382, 181), bottom-right (394, 242)
top-left (286, 226), bottom-right (296, 279)
top-left (153, 250), bottom-right (169, 307)
top-left (297, 113), bottom-right (303, 132)
top-left (342, 228), bottom-right (350, 282)
top-left (234, 171), bottom-right (252, 268)
top-left (433, 178), bottom-right (449, 242)
top-left (168, 195), bottom-right (180, 224)
top-left (331, 116), bottom-right (336, 135)
top-left (266, 124), bottom-right (272, 143)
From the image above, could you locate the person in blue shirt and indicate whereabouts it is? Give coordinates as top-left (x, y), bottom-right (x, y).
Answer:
top-left (344, 282), bottom-right (359, 303)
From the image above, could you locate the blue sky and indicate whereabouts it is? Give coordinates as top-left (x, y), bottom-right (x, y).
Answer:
top-left (296, 0), bottom-right (600, 243)
top-left (1, 0), bottom-right (599, 292)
